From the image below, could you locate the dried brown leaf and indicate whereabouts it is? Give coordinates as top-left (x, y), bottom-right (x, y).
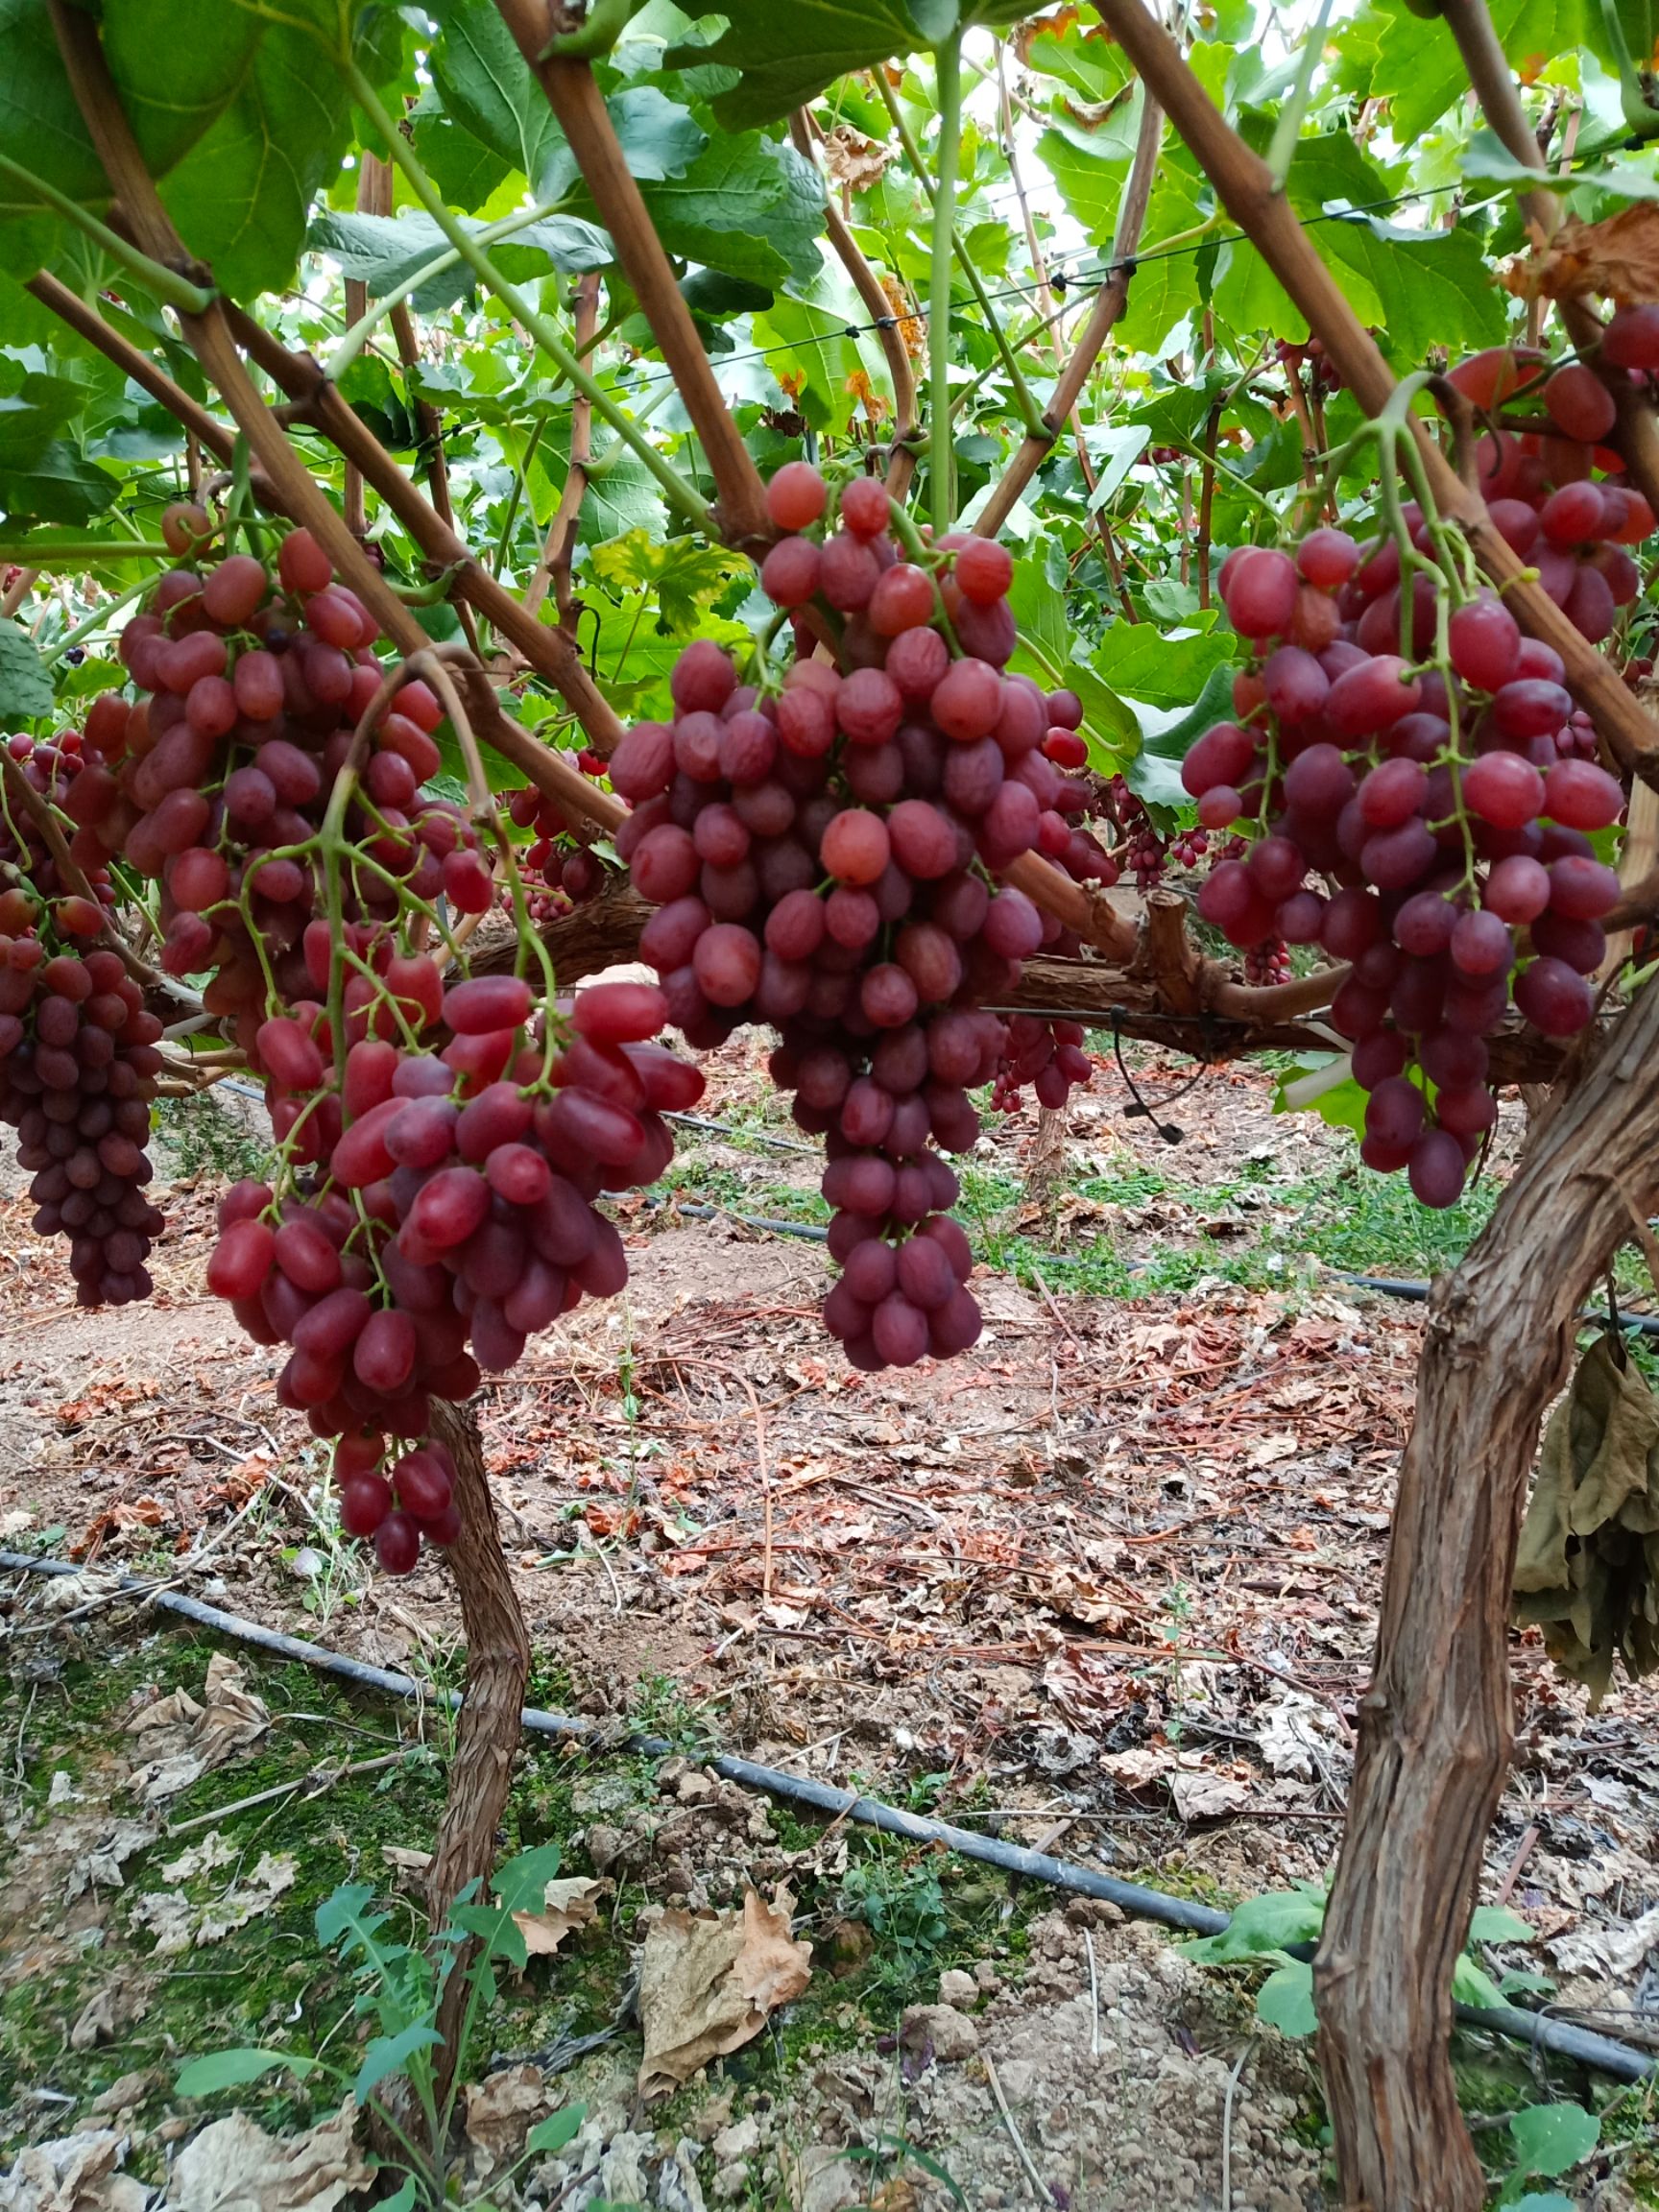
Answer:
top-left (821, 124), bottom-right (891, 196)
top-left (637, 1887), bottom-right (812, 2097)
top-left (511, 1877), bottom-right (609, 1958)
top-left (1505, 204), bottom-right (1659, 305)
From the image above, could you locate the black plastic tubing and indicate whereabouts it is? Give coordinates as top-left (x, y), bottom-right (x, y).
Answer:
top-left (2, 1550), bottom-right (1649, 2084)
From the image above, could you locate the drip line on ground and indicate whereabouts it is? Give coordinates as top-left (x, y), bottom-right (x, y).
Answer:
top-left (1, 1548), bottom-right (1650, 2084)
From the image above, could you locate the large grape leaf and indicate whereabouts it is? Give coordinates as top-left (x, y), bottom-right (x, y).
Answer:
top-left (152, 0), bottom-right (381, 297)
top-left (430, 1), bottom-right (705, 201)
top-left (752, 262), bottom-right (893, 428)
top-left (586, 528), bottom-right (749, 632)
top-left (1318, 217), bottom-right (1505, 365)
top-left (0, 443), bottom-right (114, 525)
top-left (0, 617), bottom-right (53, 723)
top-left (1094, 623), bottom-right (1235, 712)
top-left (1124, 662), bottom-right (1237, 811)
top-left (411, 109), bottom-right (515, 215)
top-left (0, 0), bottom-right (383, 297)
top-left (1339, 0), bottom-right (1585, 147)
top-left (673, 0), bottom-right (1031, 132)
top-left (0, 0), bottom-right (257, 223)
top-left (429, 0), bottom-right (567, 189)
top-left (637, 136), bottom-right (826, 291)
top-left (310, 209), bottom-right (613, 310)
top-left (99, 0), bottom-right (265, 174)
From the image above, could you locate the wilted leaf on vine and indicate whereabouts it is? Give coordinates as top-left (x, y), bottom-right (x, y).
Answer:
top-left (1513, 1334), bottom-right (1659, 1703)
top-left (1506, 202), bottom-right (1659, 304)
top-left (821, 124), bottom-right (893, 196)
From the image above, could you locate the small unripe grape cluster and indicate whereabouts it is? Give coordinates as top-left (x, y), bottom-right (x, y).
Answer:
top-left (1184, 422), bottom-right (1634, 1206)
top-left (504, 785), bottom-right (609, 925)
top-left (616, 462), bottom-right (1106, 1365)
top-left (990, 1013), bottom-right (1093, 1113)
top-left (68, 519), bottom-right (491, 1077)
top-left (205, 974), bottom-right (699, 1573)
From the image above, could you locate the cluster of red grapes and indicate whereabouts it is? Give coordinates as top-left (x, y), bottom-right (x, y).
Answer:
top-left (1449, 344), bottom-right (1654, 645)
top-left (14, 509), bottom-right (708, 1574)
top-left (0, 736), bottom-right (164, 1306)
top-left (613, 462), bottom-right (1115, 1366)
top-left (205, 971), bottom-right (700, 1571)
top-left (63, 516), bottom-right (493, 1073)
top-left (990, 1014), bottom-right (1093, 1113)
top-left (1187, 501), bottom-right (1626, 1205)
top-left (1099, 772), bottom-right (1212, 890)
top-left (1244, 939), bottom-right (1292, 987)
top-left (504, 784), bottom-right (608, 924)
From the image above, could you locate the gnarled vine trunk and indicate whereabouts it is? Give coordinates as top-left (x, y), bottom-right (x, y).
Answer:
top-left (425, 1400), bottom-right (531, 2108)
top-left (1316, 986), bottom-right (1659, 2209)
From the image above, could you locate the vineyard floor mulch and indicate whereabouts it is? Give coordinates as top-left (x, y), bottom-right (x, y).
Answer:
top-left (2, 1046), bottom-right (1657, 2209)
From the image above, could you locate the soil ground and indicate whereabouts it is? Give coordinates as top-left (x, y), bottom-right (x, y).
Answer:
top-left (1, 1042), bottom-right (1657, 2211)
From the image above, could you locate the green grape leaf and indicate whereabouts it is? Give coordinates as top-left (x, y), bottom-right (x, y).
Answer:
top-left (1463, 131), bottom-right (1659, 201)
top-left (1116, 248), bottom-right (1207, 355)
top-left (1340, 0), bottom-right (1583, 147)
top-left (149, 0), bottom-right (379, 296)
top-left (753, 263), bottom-right (893, 427)
top-left (586, 529), bottom-right (749, 633)
top-left (1273, 1062), bottom-right (1370, 1139)
top-left (1316, 217), bottom-right (1506, 367)
top-left (637, 136), bottom-right (826, 291)
top-left (1021, 14), bottom-right (1134, 102)
top-left (429, 0), bottom-right (568, 189)
top-left (1124, 662), bottom-right (1237, 811)
top-left (433, 1), bottom-right (706, 200)
top-left (1094, 622), bottom-right (1235, 712)
top-left (99, 0), bottom-right (265, 178)
top-left (1006, 551), bottom-right (1138, 761)
top-left (1508, 2103), bottom-right (1600, 2180)
top-left (0, 445), bottom-right (115, 526)
top-left (673, 2), bottom-right (935, 130)
top-left (1036, 111), bottom-right (1142, 246)
top-left (1256, 1960), bottom-right (1319, 2038)
top-left (310, 208), bottom-right (613, 307)
top-left (0, 618), bottom-right (55, 725)
top-left (411, 110), bottom-right (517, 214)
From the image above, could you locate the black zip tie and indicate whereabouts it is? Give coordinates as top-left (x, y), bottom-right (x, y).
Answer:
top-left (874, 315), bottom-right (899, 330)
top-left (1108, 1006), bottom-right (1211, 1142)
top-left (581, 602), bottom-right (602, 678)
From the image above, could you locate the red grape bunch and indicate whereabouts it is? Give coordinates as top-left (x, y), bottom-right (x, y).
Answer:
top-left (205, 971), bottom-right (702, 1574)
top-left (990, 1014), bottom-right (1093, 1112)
top-left (504, 784), bottom-right (609, 924)
top-left (613, 461), bottom-right (1109, 1366)
top-left (65, 517), bottom-right (492, 1080)
top-left (1446, 345), bottom-right (1653, 646)
top-left (0, 734), bottom-right (165, 1307)
top-left (1184, 472), bottom-right (1631, 1206)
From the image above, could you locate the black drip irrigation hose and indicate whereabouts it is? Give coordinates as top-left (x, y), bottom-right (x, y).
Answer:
top-left (2, 1550), bottom-right (1651, 2084)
